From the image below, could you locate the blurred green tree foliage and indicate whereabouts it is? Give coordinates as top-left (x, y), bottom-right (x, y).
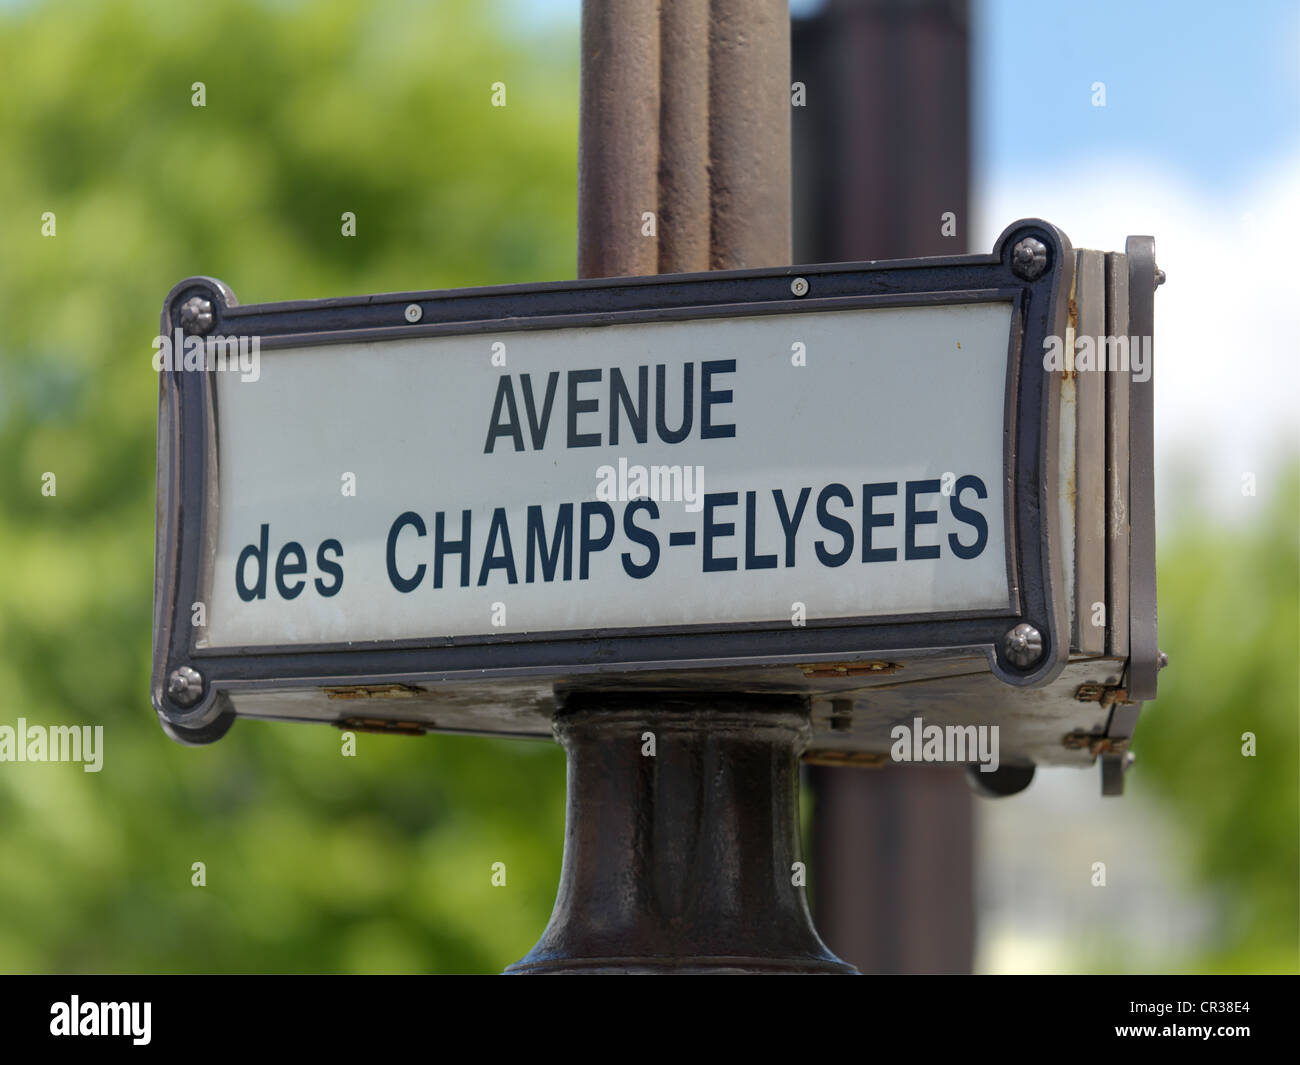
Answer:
top-left (1133, 466), bottom-right (1300, 973)
top-left (0, 0), bottom-right (575, 973)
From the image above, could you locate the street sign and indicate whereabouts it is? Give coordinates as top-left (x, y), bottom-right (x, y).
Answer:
top-left (152, 220), bottom-right (1159, 782)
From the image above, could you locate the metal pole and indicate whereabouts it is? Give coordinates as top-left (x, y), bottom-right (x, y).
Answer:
top-left (510, 0), bottom-right (850, 974)
top-left (577, 0), bottom-right (791, 277)
top-left (576, 0), bottom-right (661, 278)
top-left (705, 0), bottom-right (792, 269)
top-left (793, 0), bottom-right (976, 975)
top-left (508, 695), bottom-right (851, 973)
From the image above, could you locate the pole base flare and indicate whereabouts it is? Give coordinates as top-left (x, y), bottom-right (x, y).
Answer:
top-left (507, 692), bottom-right (856, 974)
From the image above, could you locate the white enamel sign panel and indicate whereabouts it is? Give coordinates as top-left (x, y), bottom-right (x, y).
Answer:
top-left (201, 302), bottom-right (1013, 648)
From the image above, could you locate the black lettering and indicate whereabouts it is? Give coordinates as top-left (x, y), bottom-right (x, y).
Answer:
top-left (655, 363), bottom-right (694, 444)
top-left (386, 511), bottom-right (427, 593)
top-left (700, 359), bottom-right (736, 439)
top-left (526, 504), bottom-right (573, 582)
top-left (315, 539), bottom-right (344, 597)
top-left (621, 499), bottom-right (660, 579)
top-left (948, 475), bottom-right (989, 559)
top-left (274, 541), bottom-right (307, 600)
top-left (521, 372), bottom-right (560, 449)
top-left (773, 487), bottom-right (811, 567)
top-left (477, 507), bottom-right (518, 585)
top-left (579, 501), bottom-right (615, 579)
top-left (703, 492), bottom-right (738, 572)
top-left (905, 479), bottom-right (941, 560)
top-left (484, 376), bottom-right (524, 454)
top-left (435, 510), bottom-right (472, 588)
top-left (815, 484), bottom-right (853, 567)
top-left (744, 490), bottom-right (777, 569)
top-left (609, 366), bottom-right (648, 445)
top-left (235, 523), bottom-right (269, 602)
top-left (567, 368), bottom-right (602, 448)
top-left (862, 482), bottom-right (898, 562)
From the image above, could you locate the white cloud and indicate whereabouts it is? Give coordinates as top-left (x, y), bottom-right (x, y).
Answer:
top-left (975, 156), bottom-right (1300, 526)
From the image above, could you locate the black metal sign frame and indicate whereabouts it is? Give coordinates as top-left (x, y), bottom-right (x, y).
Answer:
top-left (152, 219), bottom-right (1073, 743)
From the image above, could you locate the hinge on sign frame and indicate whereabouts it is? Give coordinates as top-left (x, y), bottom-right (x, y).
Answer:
top-left (1072, 681), bottom-right (1141, 796)
top-left (1074, 682), bottom-right (1133, 709)
top-left (1062, 730), bottom-right (1129, 757)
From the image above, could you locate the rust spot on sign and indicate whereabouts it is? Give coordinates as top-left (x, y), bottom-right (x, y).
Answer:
top-left (325, 684), bottom-right (425, 700)
top-left (800, 661), bottom-right (901, 678)
top-left (336, 717), bottom-right (428, 736)
top-left (802, 750), bottom-right (889, 767)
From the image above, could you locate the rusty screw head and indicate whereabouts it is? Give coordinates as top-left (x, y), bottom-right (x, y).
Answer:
top-left (1011, 237), bottom-right (1049, 280)
top-left (1003, 623), bottom-right (1044, 669)
top-left (179, 295), bottom-right (214, 336)
top-left (167, 666), bottom-right (204, 707)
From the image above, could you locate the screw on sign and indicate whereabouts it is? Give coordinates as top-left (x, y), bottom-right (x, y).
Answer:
top-left (166, 665), bottom-right (203, 708)
top-left (1003, 623), bottom-right (1044, 669)
top-left (179, 295), bottom-right (214, 335)
top-left (1011, 237), bottom-right (1049, 280)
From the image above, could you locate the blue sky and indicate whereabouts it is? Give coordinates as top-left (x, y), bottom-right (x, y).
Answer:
top-left (975, 0), bottom-right (1299, 197)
